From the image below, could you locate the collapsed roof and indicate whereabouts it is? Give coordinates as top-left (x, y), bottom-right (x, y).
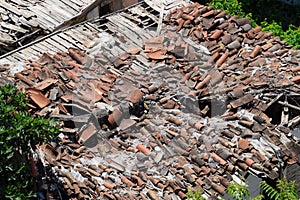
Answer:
top-left (1, 0), bottom-right (300, 199)
top-left (0, 0), bottom-right (118, 55)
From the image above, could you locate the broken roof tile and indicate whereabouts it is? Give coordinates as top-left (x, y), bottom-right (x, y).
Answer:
top-left (26, 88), bottom-right (50, 108)
top-left (229, 93), bottom-right (254, 109)
top-left (78, 123), bottom-right (97, 145)
top-left (2, 1), bottom-right (300, 199)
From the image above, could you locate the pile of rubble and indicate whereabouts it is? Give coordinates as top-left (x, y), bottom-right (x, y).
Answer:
top-left (2, 2), bottom-right (300, 200)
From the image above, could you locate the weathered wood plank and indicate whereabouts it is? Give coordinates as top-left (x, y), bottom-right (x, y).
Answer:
top-left (0, 32), bottom-right (15, 44)
top-left (107, 16), bottom-right (143, 47)
top-left (37, 41), bottom-right (58, 54)
top-left (28, 6), bottom-right (58, 30)
top-left (44, 38), bottom-right (67, 52)
top-left (34, 3), bottom-right (66, 22)
top-left (68, 0), bottom-right (86, 6)
top-left (42, 0), bottom-right (75, 18)
top-left (43, 38), bottom-right (65, 52)
top-left (59, 31), bottom-right (85, 49)
top-left (52, 35), bottom-right (74, 49)
top-left (29, 44), bottom-right (46, 55)
top-left (0, 22), bottom-right (28, 34)
top-left (0, 2), bottom-right (33, 18)
top-left (64, 0), bottom-right (83, 11)
top-left (19, 48), bottom-right (40, 60)
top-left (67, 28), bottom-right (90, 44)
top-left (50, 0), bottom-right (79, 14)
top-left (83, 22), bottom-right (102, 33)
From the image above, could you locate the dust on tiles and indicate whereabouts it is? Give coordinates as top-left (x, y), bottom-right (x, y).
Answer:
top-left (2, 1), bottom-right (300, 200)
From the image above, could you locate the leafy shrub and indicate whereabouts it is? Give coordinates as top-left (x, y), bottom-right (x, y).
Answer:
top-left (227, 181), bottom-right (250, 200)
top-left (186, 187), bottom-right (206, 200)
top-left (186, 178), bottom-right (298, 200)
top-left (227, 180), bottom-right (263, 200)
top-left (0, 84), bottom-right (59, 199)
top-left (283, 25), bottom-right (300, 49)
top-left (260, 177), bottom-right (299, 200)
top-left (207, 0), bottom-right (245, 18)
top-left (207, 0), bottom-right (300, 49)
top-left (260, 21), bottom-right (284, 37)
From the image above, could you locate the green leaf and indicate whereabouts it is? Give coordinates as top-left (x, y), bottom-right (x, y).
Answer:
top-left (0, 84), bottom-right (60, 199)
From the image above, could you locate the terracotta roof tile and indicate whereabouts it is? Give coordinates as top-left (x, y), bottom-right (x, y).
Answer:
top-left (26, 88), bottom-right (51, 108)
top-left (3, 1), bottom-right (300, 199)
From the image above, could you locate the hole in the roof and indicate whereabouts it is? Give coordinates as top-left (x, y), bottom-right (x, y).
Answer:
top-left (100, 4), bottom-right (111, 15)
top-left (198, 97), bottom-right (227, 117)
top-left (265, 95), bottom-right (300, 128)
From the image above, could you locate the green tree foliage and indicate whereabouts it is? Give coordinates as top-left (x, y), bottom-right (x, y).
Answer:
top-left (0, 84), bottom-right (60, 199)
top-left (207, 0), bottom-right (300, 49)
top-left (227, 181), bottom-right (263, 200)
top-left (207, 0), bottom-right (245, 18)
top-left (260, 177), bottom-right (299, 200)
top-left (227, 181), bottom-right (250, 200)
top-left (283, 25), bottom-right (300, 49)
top-left (186, 187), bottom-right (206, 200)
top-left (186, 178), bottom-right (298, 200)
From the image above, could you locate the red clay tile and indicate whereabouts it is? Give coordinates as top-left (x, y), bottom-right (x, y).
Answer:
top-left (245, 157), bottom-right (254, 166)
top-left (208, 52), bottom-right (220, 63)
top-left (37, 53), bottom-right (55, 65)
top-left (120, 175), bottom-right (135, 187)
top-left (250, 45), bottom-right (261, 58)
top-left (163, 99), bottom-right (176, 109)
top-left (218, 22), bottom-right (229, 30)
top-left (211, 152), bottom-right (227, 166)
top-left (238, 120), bottom-right (253, 128)
top-left (147, 189), bottom-right (159, 200)
top-left (216, 52), bottom-right (229, 67)
top-left (108, 108), bottom-right (123, 127)
top-left (68, 48), bottom-right (84, 64)
top-left (229, 93), bottom-right (254, 109)
top-left (238, 138), bottom-right (251, 150)
top-left (182, 13), bottom-right (194, 21)
top-left (221, 129), bottom-right (234, 138)
top-left (136, 143), bottom-right (151, 155)
top-left (202, 9), bottom-right (216, 18)
top-left (16, 73), bottom-right (34, 86)
top-left (209, 30), bottom-right (223, 40)
top-left (227, 40), bottom-right (241, 49)
top-left (26, 88), bottom-right (50, 108)
top-left (291, 66), bottom-right (300, 72)
top-left (232, 18), bottom-right (251, 26)
top-left (78, 123), bottom-right (97, 144)
top-left (126, 88), bottom-right (144, 104)
top-left (292, 75), bottom-right (300, 83)
top-left (34, 78), bottom-right (56, 90)
top-left (262, 42), bottom-right (273, 51)
top-left (237, 161), bottom-right (249, 171)
top-left (116, 118), bottom-right (134, 131)
top-left (168, 114), bottom-right (181, 126)
top-left (176, 18), bottom-right (185, 31)
top-left (132, 175), bottom-right (145, 186)
top-left (253, 26), bottom-right (262, 33)
top-left (10, 3), bottom-right (300, 199)
top-left (147, 49), bottom-right (167, 60)
top-left (201, 166), bottom-right (210, 175)
top-left (215, 11), bottom-right (227, 18)
top-left (211, 182), bottom-right (225, 195)
top-left (103, 181), bottom-right (115, 190)
top-left (195, 75), bottom-right (211, 90)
